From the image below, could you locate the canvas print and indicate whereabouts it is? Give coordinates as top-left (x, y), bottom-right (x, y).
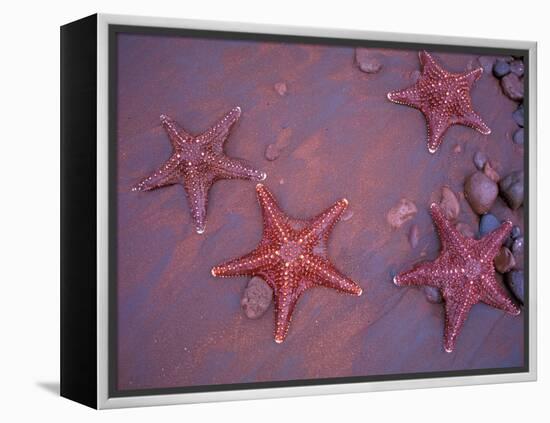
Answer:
top-left (113, 28), bottom-right (526, 394)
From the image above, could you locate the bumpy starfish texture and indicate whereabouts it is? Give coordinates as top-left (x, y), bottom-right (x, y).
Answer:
top-left (211, 184), bottom-right (363, 343)
top-left (133, 107), bottom-right (266, 234)
top-left (393, 203), bottom-right (520, 353)
top-left (387, 50), bottom-right (491, 153)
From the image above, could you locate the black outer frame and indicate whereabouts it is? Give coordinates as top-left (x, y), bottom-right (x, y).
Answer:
top-left (59, 14), bottom-right (530, 409)
top-left (107, 25), bottom-right (530, 399)
top-left (60, 14), bottom-right (98, 409)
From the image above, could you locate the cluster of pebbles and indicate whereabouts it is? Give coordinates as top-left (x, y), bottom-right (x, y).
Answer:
top-left (490, 56), bottom-right (525, 145)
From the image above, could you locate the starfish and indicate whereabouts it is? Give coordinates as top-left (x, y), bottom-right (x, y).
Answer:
top-left (211, 184), bottom-right (363, 343)
top-left (393, 203), bottom-right (520, 353)
top-left (132, 107), bottom-right (266, 234)
top-left (387, 50), bottom-right (491, 153)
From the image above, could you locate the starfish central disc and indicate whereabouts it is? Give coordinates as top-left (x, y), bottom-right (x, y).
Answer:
top-left (279, 241), bottom-right (303, 263)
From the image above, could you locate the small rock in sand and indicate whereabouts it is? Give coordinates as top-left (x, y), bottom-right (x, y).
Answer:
top-left (479, 213), bottom-right (500, 237)
top-left (408, 224), bottom-right (419, 248)
top-left (505, 270), bottom-right (524, 304)
top-left (439, 186), bottom-right (460, 220)
top-left (510, 60), bottom-right (524, 77)
top-left (493, 59), bottom-right (511, 78)
top-left (483, 161), bottom-right (500, 183)
top-left (274, 82), bottom-right (287, 96)
top-left (464, 171), bottom-right (498, 215)
top-left (473, 151), bottom-right (488, 170)
top-left (499, 170), bottom-right (524, 210)
top-left (513, 128), bottom-right (524, 145)
top-left (494, 247), bottom-right (516, 273)
top-left (501, 73), bottom-right (524, 101)
top-left (265, 143), bottom-right (281, 161)
top-left (241, 277), bottom-right (273, 319)
top-left (355, 48), bottom-right (383, 74)
top-left (387, 199), bottom-right (418, 229)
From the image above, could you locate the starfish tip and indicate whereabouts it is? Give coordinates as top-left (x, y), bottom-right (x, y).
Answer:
top-left (357, 288), bottom-right (363, 296)
top-left (259, 172), bottom-right (267, 181)
top-left (256, 183), bottom-right (265, 191)
top-left (196, 228), bottom-right (205, 234)
top-left (392, 276), bottom-right (400, 286)
top-left (274, 338), bottom-right (284, 344)
top-left (342, 198), bottom-right (349, 206)
top-left (211, 268), bottom-right (218, 277)
top-left (387, 92), bottom-right (395, 101)
top-left (444, 347), bottom-right (454, 353)
top-left (428, 146), bottom-right (438, 154)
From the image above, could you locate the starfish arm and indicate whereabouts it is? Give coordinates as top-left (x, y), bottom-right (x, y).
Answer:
top-left (458, 67), bottom-right (483, 86)
top-left (393, 259), bottom-right (443, 288)
top-left (480, 274), bottom-right (521, 315)
top-left (307, 256), bottom-right (363, 296)
top-left (211, 246), bottom-right (276, 278)
top-left (273, 286), bottom-right (302, 343)
top-left (255, 184), bottom-right (294, 242)
top-left (160, 114), bottom-right (194, 148)
top-left (132, 154), bottom-right (182, 192)
top-left (182, 172), bottom-right (214, 234)
top-left (429, 203), bottom-right (467, 252)
top-left (301, 199), bottom-right (349, 244)
top-left (419, 50), bottom-right (448, 79)
top-left (424, 110), bottom-right (452, 153)
top-left (457, 109), bottom-right (491, 135)
top-left (200, 106), bottom-right (242, 151)
top-left (479, 220), bottom-right (513, 260)
top-left (387, 86), bottom-right (424, 109)
top-left (442, 295), bottom-right (474, 353)
top-left (210, 156), bottom-right (267, 182)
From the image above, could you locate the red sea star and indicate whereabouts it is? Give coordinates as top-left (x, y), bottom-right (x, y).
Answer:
top-left (387, 51), bottom-right (491, 153)
top-left (132, 107), bottom-right (266, 234)
top-left (393, 203), bottom-right (520, 353)
top-left (211, 184), bottom-right (363, 343)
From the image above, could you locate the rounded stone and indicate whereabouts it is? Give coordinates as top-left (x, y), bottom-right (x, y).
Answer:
top-left (479, 213), bottom-right (500, 237)
top-left (505, 270), bottom-right (524, 304)
top-left (264, 143), bottom-right (281, 161)
top-left (439, 186), bottom-right (460, 220)
top-left (499, 170), bottom-right (524, 210)
top-left (355, 48), bottom-right (383, 74)
top-left (512, 236), bottom-right (524, 269)
top-left (464, 172), bottom-right (498, 215)
top-left (511, 225), bottom-right (521, 239)
top-left (494, 247), bottom-right (516, 274)
top-left (386, 198), bottom-right (418, 229)
top-left (241, 277), bottom-right (273, 319)
top-left (510, 60), bottom-right (524, 77)
top-left (493, 59), bottom-right (510, 78)
top-left (512, 106), bottom-right (524, 127)
top-left (473, 151), bottom-right (488, 170)
top-left (501, 73), bottom-right (524, 101)
top-left (513, 128), bottom-right (524, 145)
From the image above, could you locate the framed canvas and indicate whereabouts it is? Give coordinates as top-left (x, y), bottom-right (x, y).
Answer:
top-left (60, 13), bottom-right (537, 409)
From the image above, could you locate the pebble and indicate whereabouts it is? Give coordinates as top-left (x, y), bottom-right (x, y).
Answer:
top-left (483, 161), bottom-right (500, 183)
top-left (513, 128), bottom-right (524, 145)
top-left (499, 170), bottom-right (524, 210)
top-left (453, 144), bottom-right (462, 153)
top-left (501, 73), bottom-right (524, 101)
top-left (473, 151), bottom-right (488, 170)
top-left (274, 82), bottom-right (287, 96)
top-left (241, 277), bottom-right (273, 319)
top-left (512, 236), bottom-right (524, 269)
top-left (512, 106), bottom-right (524, 127)
top-left (355, 48), bottom-right (383, 73)
top-left (479, 213), bottom-right (500, 237)
top-left (439, 186), bottom-right (460, 220)
top-left (387, 198), bottom-right (418, 229)
top-left (265, 143), bottom-right (281, 161)
top-left (510, 60), bottom-right (524, 77)
top-left (456, 222), bottom-right (475, 238)
top-left (408, 224), bottom-right (419, 248)
top-left (505, 270), bottom-right (524, 304)
top-left (341, 209), bottom-right (354, 222)
top-left (423, 286), bottom-right (443, 304)
top-left (478, 56), bottom-right (494, 74)
top-left (493, 59), bottom-right (510, 78)
top-left (494, 247), bottom-right (516, 273)
top-left (511, 225), bottom-right (521, 239)
top-left (464, 171), bottom-right (498, 215)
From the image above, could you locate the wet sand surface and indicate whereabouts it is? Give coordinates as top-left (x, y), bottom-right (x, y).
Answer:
top-left (116, 33), bottom-right (525, 390)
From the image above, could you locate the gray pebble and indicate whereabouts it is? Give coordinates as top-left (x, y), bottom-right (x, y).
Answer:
top-left (513, 128), bottom-right (524, 145)
top-left (505, 270), bottom-right (524, 304)
top-left (499, 170), bottom-right (524, 210)
top-left (479, 214), bottom-right (500, 237)
top-left (473, 151), bottom-right (488, 170)
top-left (512, 107), bottom-right (524, 127)
top-left (493, 59), bottom-right (510, 78)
